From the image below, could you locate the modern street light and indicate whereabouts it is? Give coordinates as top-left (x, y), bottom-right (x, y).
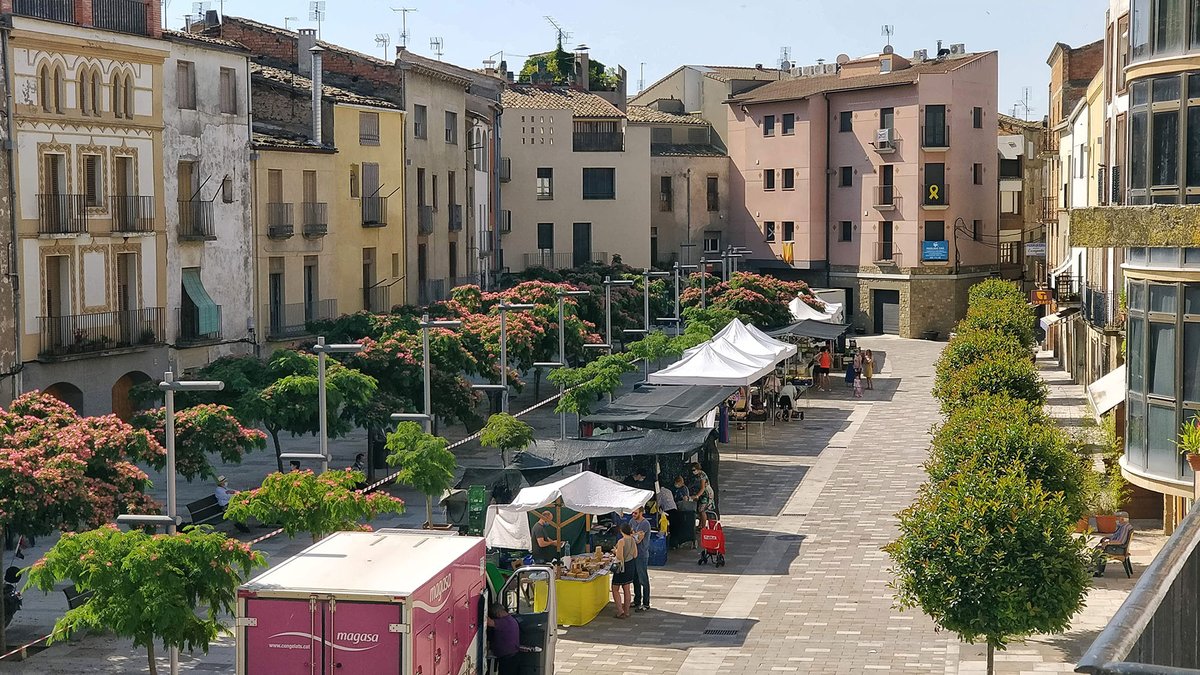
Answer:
top-left (419, 315), bottom-right (461, 432)
top-left (623, 269), bottom-right (669, 378)
top-left (556, 289), bottom-right (590, 438)
top-left (281, 337), bottom-right (363, 473)
top-left (601, 276), bottom-right (634, 352)
top-left (116, 370), bottom-right (222, 675)
top-left (699, 259), bottom-right (721, 309)
top-left (497, 302), bottom-right (535, 412)
top-left (673, 262), bottom-right (698, 334)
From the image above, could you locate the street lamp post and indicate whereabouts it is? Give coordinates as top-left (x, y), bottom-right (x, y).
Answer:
top-left (118, 370), bottom-right (223, 675)
top-left (497, 302), bottom-right (535, 413)
top-left (699, 259), bottom-right (721, 310)
top-left (282, 337), bottom-right (363, 473)
top-left (556, 289), bottom-right (590, 438)
top-left (673, 263), bottom-right (697, 331)
top-left (389, 315), bottom-right (464, 432)
top-left (601, 276), bottom-right (634, 352)
top-left (626, 269), bottom-right (670, 378)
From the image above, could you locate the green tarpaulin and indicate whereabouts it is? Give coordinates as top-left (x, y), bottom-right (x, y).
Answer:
top-left (182, 268), bottom-right (220, 337)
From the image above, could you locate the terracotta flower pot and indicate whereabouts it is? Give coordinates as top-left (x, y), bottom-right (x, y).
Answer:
top-left (1186, 452), bottom-right (1200, 473)
top-left (1075, 518), bottom-right (1090, 533)
top-left (1094, 514), bottom-right (1119, 534)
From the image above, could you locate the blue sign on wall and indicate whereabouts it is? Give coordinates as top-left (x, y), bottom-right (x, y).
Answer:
top-left (922, 240), bottom-right (949, 262)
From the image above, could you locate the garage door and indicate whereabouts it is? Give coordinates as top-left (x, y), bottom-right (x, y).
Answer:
top-left (874, 290), bottom-right (900, 335)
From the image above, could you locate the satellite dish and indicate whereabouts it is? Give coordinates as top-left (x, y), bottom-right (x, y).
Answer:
top-left (836, 53), bottom-right (850, 65)
top-left (883, 45), bottom-right (894, 55)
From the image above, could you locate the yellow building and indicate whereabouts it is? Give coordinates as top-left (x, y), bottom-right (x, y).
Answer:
top-left (250, 62), bottom-right (406, 346)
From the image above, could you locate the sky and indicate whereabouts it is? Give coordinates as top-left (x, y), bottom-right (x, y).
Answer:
top-left (192, 0), bottom-right (1110, 120)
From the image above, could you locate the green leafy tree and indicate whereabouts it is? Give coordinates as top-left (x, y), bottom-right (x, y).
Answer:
top-left (26, 524), bottom-right (265, 675)
top-left (885, 462), bottom-right (1091, 674)
top-left (933, 352), bottom-right (1047, 413)
top-left (968, 278), bottom-right (1026, 305)
top-left (934, 330), bottom-right (1032, 394)
top-left (549, 353), bottom-right (638, 416)
top-left (957, 298), bottom-right (1036, 348)
top-left (133, 404), bottom-right (267, 481)
top-left (479, 413), bottom-right (535, 466)
top-left (519, 41), bottom-right (618, 90)
top-left (384, 422), bottom-right (458, 525)
top-left (224, 469), bottom-right (405, 543)
top-left (627, 330), bottom-right (680, 370)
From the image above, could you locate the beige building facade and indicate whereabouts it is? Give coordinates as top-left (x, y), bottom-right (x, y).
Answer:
top-left (631, 65), bottom-right (781, 149)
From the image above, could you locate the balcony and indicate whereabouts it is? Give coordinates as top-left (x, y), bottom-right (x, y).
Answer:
top-left (921, 124), bottom-right (950, 150)
top-left (92, 0), bottom-right (149, 36)
top-left (1082, 284), bottom-right (1119, 331)
top-left (302, 202), bottom-right (328, 237)
top-left (499, 209), bottom-right (511, 234)
top-left (178, 305), bottom-right (222, 344)
top-left (37, 194), bottom-right (87, 236)
top-left (417, 205), bottom-right (434, 235)
top-left (266, 299), bottom-right (338, 340)
top-left (873, 128), bottom-right (898, 154)
top-left (38, 307), bottom-right (165, 359)
top-left (573, 131), bottom-right (625, 152)
top-left (362, 196), bottom-right (387, 227)
top-left (267, 202), bottom-right (294, 239)
top-left (363, 285), bottom-right (392, 313)
top-left (525, 251), bottom-right (571, 270)
top-left (109, 196), bottom-right (154, 234)
top-left (1041, 196), bottom-right (1059, 224)
top-left (499, 157), bottom-right (511, 183)
top-left (1054, 274), bottom-right (1082, 304)
top-left (875, 241), bottom-right (901, 265)
top-left (449, 204), bottom-right (463, 232)
top-left (873, 185), bottom-right (897, 210)
top-left (1076, 505), bottom-right (1200, 674)
top-left (418, 278), bottom-right (446, 305)
top-left (922, 183), bottom-right (949, 210)
top-left (178, 200), bottom-right (215, 241)
top-left (14, 0), bottom-right (75, 22)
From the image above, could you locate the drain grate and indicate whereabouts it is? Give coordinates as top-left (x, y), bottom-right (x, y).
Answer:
top-left (704, 629), bottom-right (740, 636)
top-left (775, 534), bottom-right (806, 542)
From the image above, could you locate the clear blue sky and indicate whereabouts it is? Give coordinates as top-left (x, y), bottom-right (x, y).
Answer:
top-left (200, 0), bottom-right (1108, 121)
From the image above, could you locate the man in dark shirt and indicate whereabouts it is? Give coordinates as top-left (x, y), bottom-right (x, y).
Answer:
top-left (487, 604), bottom-right (522, 675)
top-left (530, 511), bottom-right (560, 563)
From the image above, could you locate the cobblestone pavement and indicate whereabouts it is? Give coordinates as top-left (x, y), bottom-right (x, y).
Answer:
top-left (0, 340), bottom-right (1167, 674)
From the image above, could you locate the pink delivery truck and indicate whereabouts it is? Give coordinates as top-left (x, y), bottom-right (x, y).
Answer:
top-left (235, 529), bottom-right (556, 675)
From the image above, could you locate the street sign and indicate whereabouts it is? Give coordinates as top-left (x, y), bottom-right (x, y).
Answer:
top-left (922, 240), bottom-right (949, 262)
top-left (1031, 288), bottom-right (1053, 305)
top-left (1025, 242), bottom-right (1047, 257)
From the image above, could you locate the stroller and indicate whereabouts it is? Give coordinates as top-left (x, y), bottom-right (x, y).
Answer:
top-left (697, 512), bottom-right (726, 567)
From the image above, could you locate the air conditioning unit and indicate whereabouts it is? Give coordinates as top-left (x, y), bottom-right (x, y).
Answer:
top-left (949, 43), bottom-right (966, 56)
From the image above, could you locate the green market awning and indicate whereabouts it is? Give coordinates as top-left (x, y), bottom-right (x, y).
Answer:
top-left (182, 269), bottom-right (220, 337)
top-left (768, 319), bottom-right (851, 341)
top-left (510, 428), bottom-right (714, 476)
top-left (581, 385), bottom-right (737, 428)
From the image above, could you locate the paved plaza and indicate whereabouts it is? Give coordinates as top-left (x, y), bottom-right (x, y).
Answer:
top-left (0, 337), bottom-right (1166, 674)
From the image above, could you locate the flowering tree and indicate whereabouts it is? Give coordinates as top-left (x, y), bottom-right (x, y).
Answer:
top-left (680, 272), bottom-right (818, 329)
top-left (26, 524), bottom-right (265, 675)
top-left (133, 404), bottom-right (267, 481)
top-left (223, 469), bottom-right (405, 542)
top-left (385, 422), bottom-right (457, 525)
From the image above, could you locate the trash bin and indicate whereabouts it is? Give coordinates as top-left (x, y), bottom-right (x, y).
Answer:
top-left (648, 532), bottom-right (668, 566)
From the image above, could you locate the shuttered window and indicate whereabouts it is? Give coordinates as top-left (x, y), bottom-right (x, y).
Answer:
top-left (219, 67), bottom-right (237, 114)
top-left (359, 111), bottom-right (380, 145)
top-left (176, 61), bottom-right (196, 110)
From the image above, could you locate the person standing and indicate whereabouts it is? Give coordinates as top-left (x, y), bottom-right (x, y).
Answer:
top-left (611, 523), bottom-right (637, 618)
top-left (863, 350), bottom-right (875, 390)
top-left (630, 507), bottom-right (653, 612)
top-left (690, 462), bottom-right (715, 529)
top-left (816, 347), bottom-right (833, 391)
top-left (530, 511), bottom-right (561, 563)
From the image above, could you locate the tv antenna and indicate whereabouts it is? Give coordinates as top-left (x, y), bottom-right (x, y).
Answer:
top-left (283, 15), bottom-right (298, 30)
top-left (308, 1), bottom-right (326, 39)
top-left (190, 1), bottom-right (209, 29)
top-left (638, 62), bottom-right (645, 93)
top-left (1013, 85), bottom-right (1034, 120)
top-left (545, 16), bottom-right (571, 45)
top-left (375, 33), bottom-right (391, 60)
top-left (779, 46), bottom-right (792, 70)
top-left (881, 24), bottom-right (895, 48)
top-left (391, 7), bottom-right (417, 49)
top-left (429, 37), bottom-right (443, 60)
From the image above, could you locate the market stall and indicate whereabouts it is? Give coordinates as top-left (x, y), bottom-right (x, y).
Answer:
top-left (790, 296), bottom-right (843, 323)
top-left (485, 471), bottom-right (653, 626)
top-left (768, 319), bottom-right (852, 379)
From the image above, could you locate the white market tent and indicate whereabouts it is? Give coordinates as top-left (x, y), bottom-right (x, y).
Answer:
top-left (484, 471), bottom-right (653, 550)
top-left (716, 319), bottom-right (798, 359)
top-left (648, 341), bottom-right (777, 386)
top-left (789, 297), bottom-right (843, 324)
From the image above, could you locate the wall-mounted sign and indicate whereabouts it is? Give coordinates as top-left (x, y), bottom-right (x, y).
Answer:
top-left (921, 240), bottom-right (949, 262)
top-left (1030, 289), bottom-right (1053, 306)
top-left (1024, 242), bottom-right (1047, 257)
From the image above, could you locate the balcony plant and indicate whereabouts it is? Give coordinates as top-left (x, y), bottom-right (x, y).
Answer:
top-left (1177, 418), bottom-right (1200, 472)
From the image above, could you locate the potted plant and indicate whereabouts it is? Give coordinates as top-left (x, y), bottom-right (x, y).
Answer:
top-left (1177, 418), bottom-right (1200, 472)
top-left (1091, 468), bottom-right (1128, 534)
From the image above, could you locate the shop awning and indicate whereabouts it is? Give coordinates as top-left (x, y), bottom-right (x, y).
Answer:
top-left (1039, 307), bottom-right (1080, 330)
top-left (581, 385), bottom-right (737, 428)
top-left (511, 428), bottom-right (714, 474)
top-left (1087, 365), bottom-right (1127, 421)
top-left (181, 269), bottom-right (220, 337)
top-left (768, 319), bottom-right (852, 341)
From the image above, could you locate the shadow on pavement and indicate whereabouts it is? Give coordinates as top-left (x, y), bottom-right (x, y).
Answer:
top-left (560, 610), bottom-right (759, 650)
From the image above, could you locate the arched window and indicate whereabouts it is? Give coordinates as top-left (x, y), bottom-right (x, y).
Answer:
top-left (38, 64), bottom-right (52, 112)
top-left (52, 65), bottom-right (64, 113)
top-left (89, 68), bottom-right (101, 116)
top-left (79, 69), bottom-right (90, 115)
top-left (123, 73), bottom-right (134, 118)
top-left (112, 73), bottom-right (124, 118)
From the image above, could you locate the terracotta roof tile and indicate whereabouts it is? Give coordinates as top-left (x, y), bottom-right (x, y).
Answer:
top-left (626, 105), bottom-right (709, 125)
top-left (696, 65), bottom-right (783, 82)
top-left (500, 86), bottom-right (624, 118)
top-left (163, 29), bottom-right (249, 51)
top-left (250, 63), bottom-right (400, 110)
top-left (651, 143), bottom-right (726, 157)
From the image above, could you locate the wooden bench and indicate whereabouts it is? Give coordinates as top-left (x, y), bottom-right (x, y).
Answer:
top-left (63, 586), bottom-right (93, 610)
top-left (184, 494), bottom-right (224, 527)
top-left (1098, 527), bottom-right (1135, 578)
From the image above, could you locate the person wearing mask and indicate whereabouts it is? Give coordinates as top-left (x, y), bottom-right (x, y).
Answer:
top-left (215, 477), bottom-right (251, 533)
top-left (671, 476), bottom-right (690, 505)
top-left (610, 523), bottom-right (637, 618)
top-left (486, 603), bottom-right (523, 675)
top-left (629, 507), bottom-right (653, 612)
top-left (351, 453), bottom-right (366, 472)
top-left (530, 511), bottom-right (561, 563)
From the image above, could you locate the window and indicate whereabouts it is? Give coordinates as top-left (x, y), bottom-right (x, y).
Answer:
top-left (432, 174), bottom-right (438, 210)
top-left (121, 73), bottom-right (133, 118)
top-left (880, 56), bottom-right (892, 74)
top-left (1000, 241), bottom-right (1018, 263)
top-left (706, 175), bottom-right (719, 211)
top-left (839, 111), bottom-right (852, 132)
top-left (413, 104), bottom-right (427, 139)
top-left (176, 61), bottom-right (196, 110)
top-left (447, 170), bottom-right (456, 208)
top-left (445, 110), bottom-right (458, 144)
top-left (782, 168), bottom-right (795, 190)
top-left (782, 221), bottom-right (795, 241)
top-left (349, 164), bottom-right (360, 198)
top-left (659, 176), bottom-right (673, 211)
top-left (924, 220), bottom-right (945, 241)
top-left (222, 176), bottom-right (234, 203)
top-left (687, 126), bottom-right (708, 144)
top-left (973, 163), bottom-right (984, 185)
top-left (52, 65), bottom-right (63, 114)
top-left (536, 167), bottom-right (554, 200)
top-left (582, 168), bottom-right (615, 200)
top-left (219, 67), bottom-right (237, 114)
top-left (1118, 13), bottom-right (1131, 91)
top-left (839, 166), bottom-right (853, 187)
top-left (763, 115), bottom-right (776, 137)
top-left (972, 106), bottom-right (983, 128)
top-left (416, 168), bottom-right (425, 206)
top-left (359, 111), bottom-right (380, 145)
top-left (972, 219), bottom-right (982, 241)
top-left (1127, 72), bottom-right (1200, 203)
top-left (39, 64), bottom-right (52, 113)
top-left (1000, 157), bottom-right (1022, 178)
top-left (924, 162), bottom-right (946, 205)
top-left (764, 221), bottom-right (776, 242)
top-left (782, 113), bottom-right (795, 135)
top-left (839, 220), bottom-right (852, 242)
top-left (880, 107), bottom-right (894, 129)
top-left (763, 169), bottom-right (776, 191)
top-left (923, 104), bottom-right (947, 146)
top-left (703, 233), bottom-right (720, 253)
top-left (80, 67), bottom-right (100, 116)
top-left (651, 127), bottom-right (672, 144)
top-left (1001, 190), bottom-right (1020, 213)
top-left (537, 222), bottom-right (554, 251)
top-left (83, 154), bottom-right (102, 207)
top-left (112, 72), bottom-right (125, 118)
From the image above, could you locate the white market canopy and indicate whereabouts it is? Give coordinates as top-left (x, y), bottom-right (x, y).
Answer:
top-left (712, 318), bottom-right (798, 359)
top-left (648, 341), bottom-right (777, 386)
top-left (789, 297), bottom-right (842, 324)
top-left (484, 471), bottom-right (653, 549)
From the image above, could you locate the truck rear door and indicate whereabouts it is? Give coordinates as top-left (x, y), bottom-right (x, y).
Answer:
top-left (326, 599), bottom-right (404, 675)
top-left (242, 597), bottom-right (403, 675)
top-left (243, 598), bottom-right (320, 673)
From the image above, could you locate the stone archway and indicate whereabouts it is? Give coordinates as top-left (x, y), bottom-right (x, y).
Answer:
top-left (111, 371), bottom-right (152, 421)
top-left (43, 381), bottom-right (84, 412)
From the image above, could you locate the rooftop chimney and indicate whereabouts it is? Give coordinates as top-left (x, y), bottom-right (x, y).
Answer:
top-left (576, 51), bottom-right (590, 91)
top-left (298, 28), bottom-right (318, 75)
top-left (310, 46), bottom-right (325, 146)
top-left (204, 10), bottom-right (219, 27)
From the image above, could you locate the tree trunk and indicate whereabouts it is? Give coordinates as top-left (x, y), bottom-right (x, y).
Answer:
top-left (269, 428), bottom-right (284, 472)
top-left (0, 525), bottom-right (6, 653)
top-left (534, 369), bottom-right (542, 401)
top-left (425, 495), bottom-right (434, 527)
top-left (986, 643), bottom-right (994, 675)
top-left (146, 640), bottom-right (158, 675)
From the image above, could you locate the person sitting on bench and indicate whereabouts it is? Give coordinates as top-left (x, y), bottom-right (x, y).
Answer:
top-left (215, 476), bottom-right (251, 533)
top-left (1094, 514), bottom-right (1134, 577)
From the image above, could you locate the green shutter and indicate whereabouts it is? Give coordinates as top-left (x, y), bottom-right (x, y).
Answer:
top-left (181, 269), bottom-right (219, 337)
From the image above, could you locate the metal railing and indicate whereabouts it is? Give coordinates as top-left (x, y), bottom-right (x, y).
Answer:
top-left (363, 285), bottom-right (392, 313)
top-left (266, 299), bottom-right (338, 339)
top-left (37, 194), bottom-right (87, 235)
top-left (921, 124), bottom-right (950, 148)
top-left (499, 158), bottom-right (511, 183)
top-left (362, 196), bottom-right (387, 227)
top-left (1077, 504), bottom-right (1200, 674)
top-left (417, 205), bottom-right (433, 235)
top-left (92, 0), bottom-right (149, 35)
top-left (178, 200), bottom-right (215, 240)
top-left (178, 305), bottom-right (222, 344)
top-left (449, 204), bottom-right (463, 231)
top-left (109, 195), bottom-right (153, 233)
top-left (875, 241), bottom-right (900, 264)
top-left (38, 307), bottom-right (164, 358)
top-left (267, 202), bottom-right (294, 239)
top-left (499, 210), bottom-right (511, 234)
top-left (1083, 284), bottom-right (1117, 329)
top-left (14, 0), bottom-right (75, 22)
top-left (302, 202), bottom-right (328, 237)
top-left (1042, 196), bottom-right (1058, 223)
top-left (573, 131), bottom-right (624, 152)
top-left (1054, 274), bottom-right (1082, 303)
top-left (874, 185), bottom-right (896, 209)
top-left (418, 279), bottom-right (447, 305)
top-left (524, 251), bottom-right (570, 269)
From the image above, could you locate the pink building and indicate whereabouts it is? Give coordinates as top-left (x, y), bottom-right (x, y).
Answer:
top-left (726, 46), bottom-right (999, 338)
